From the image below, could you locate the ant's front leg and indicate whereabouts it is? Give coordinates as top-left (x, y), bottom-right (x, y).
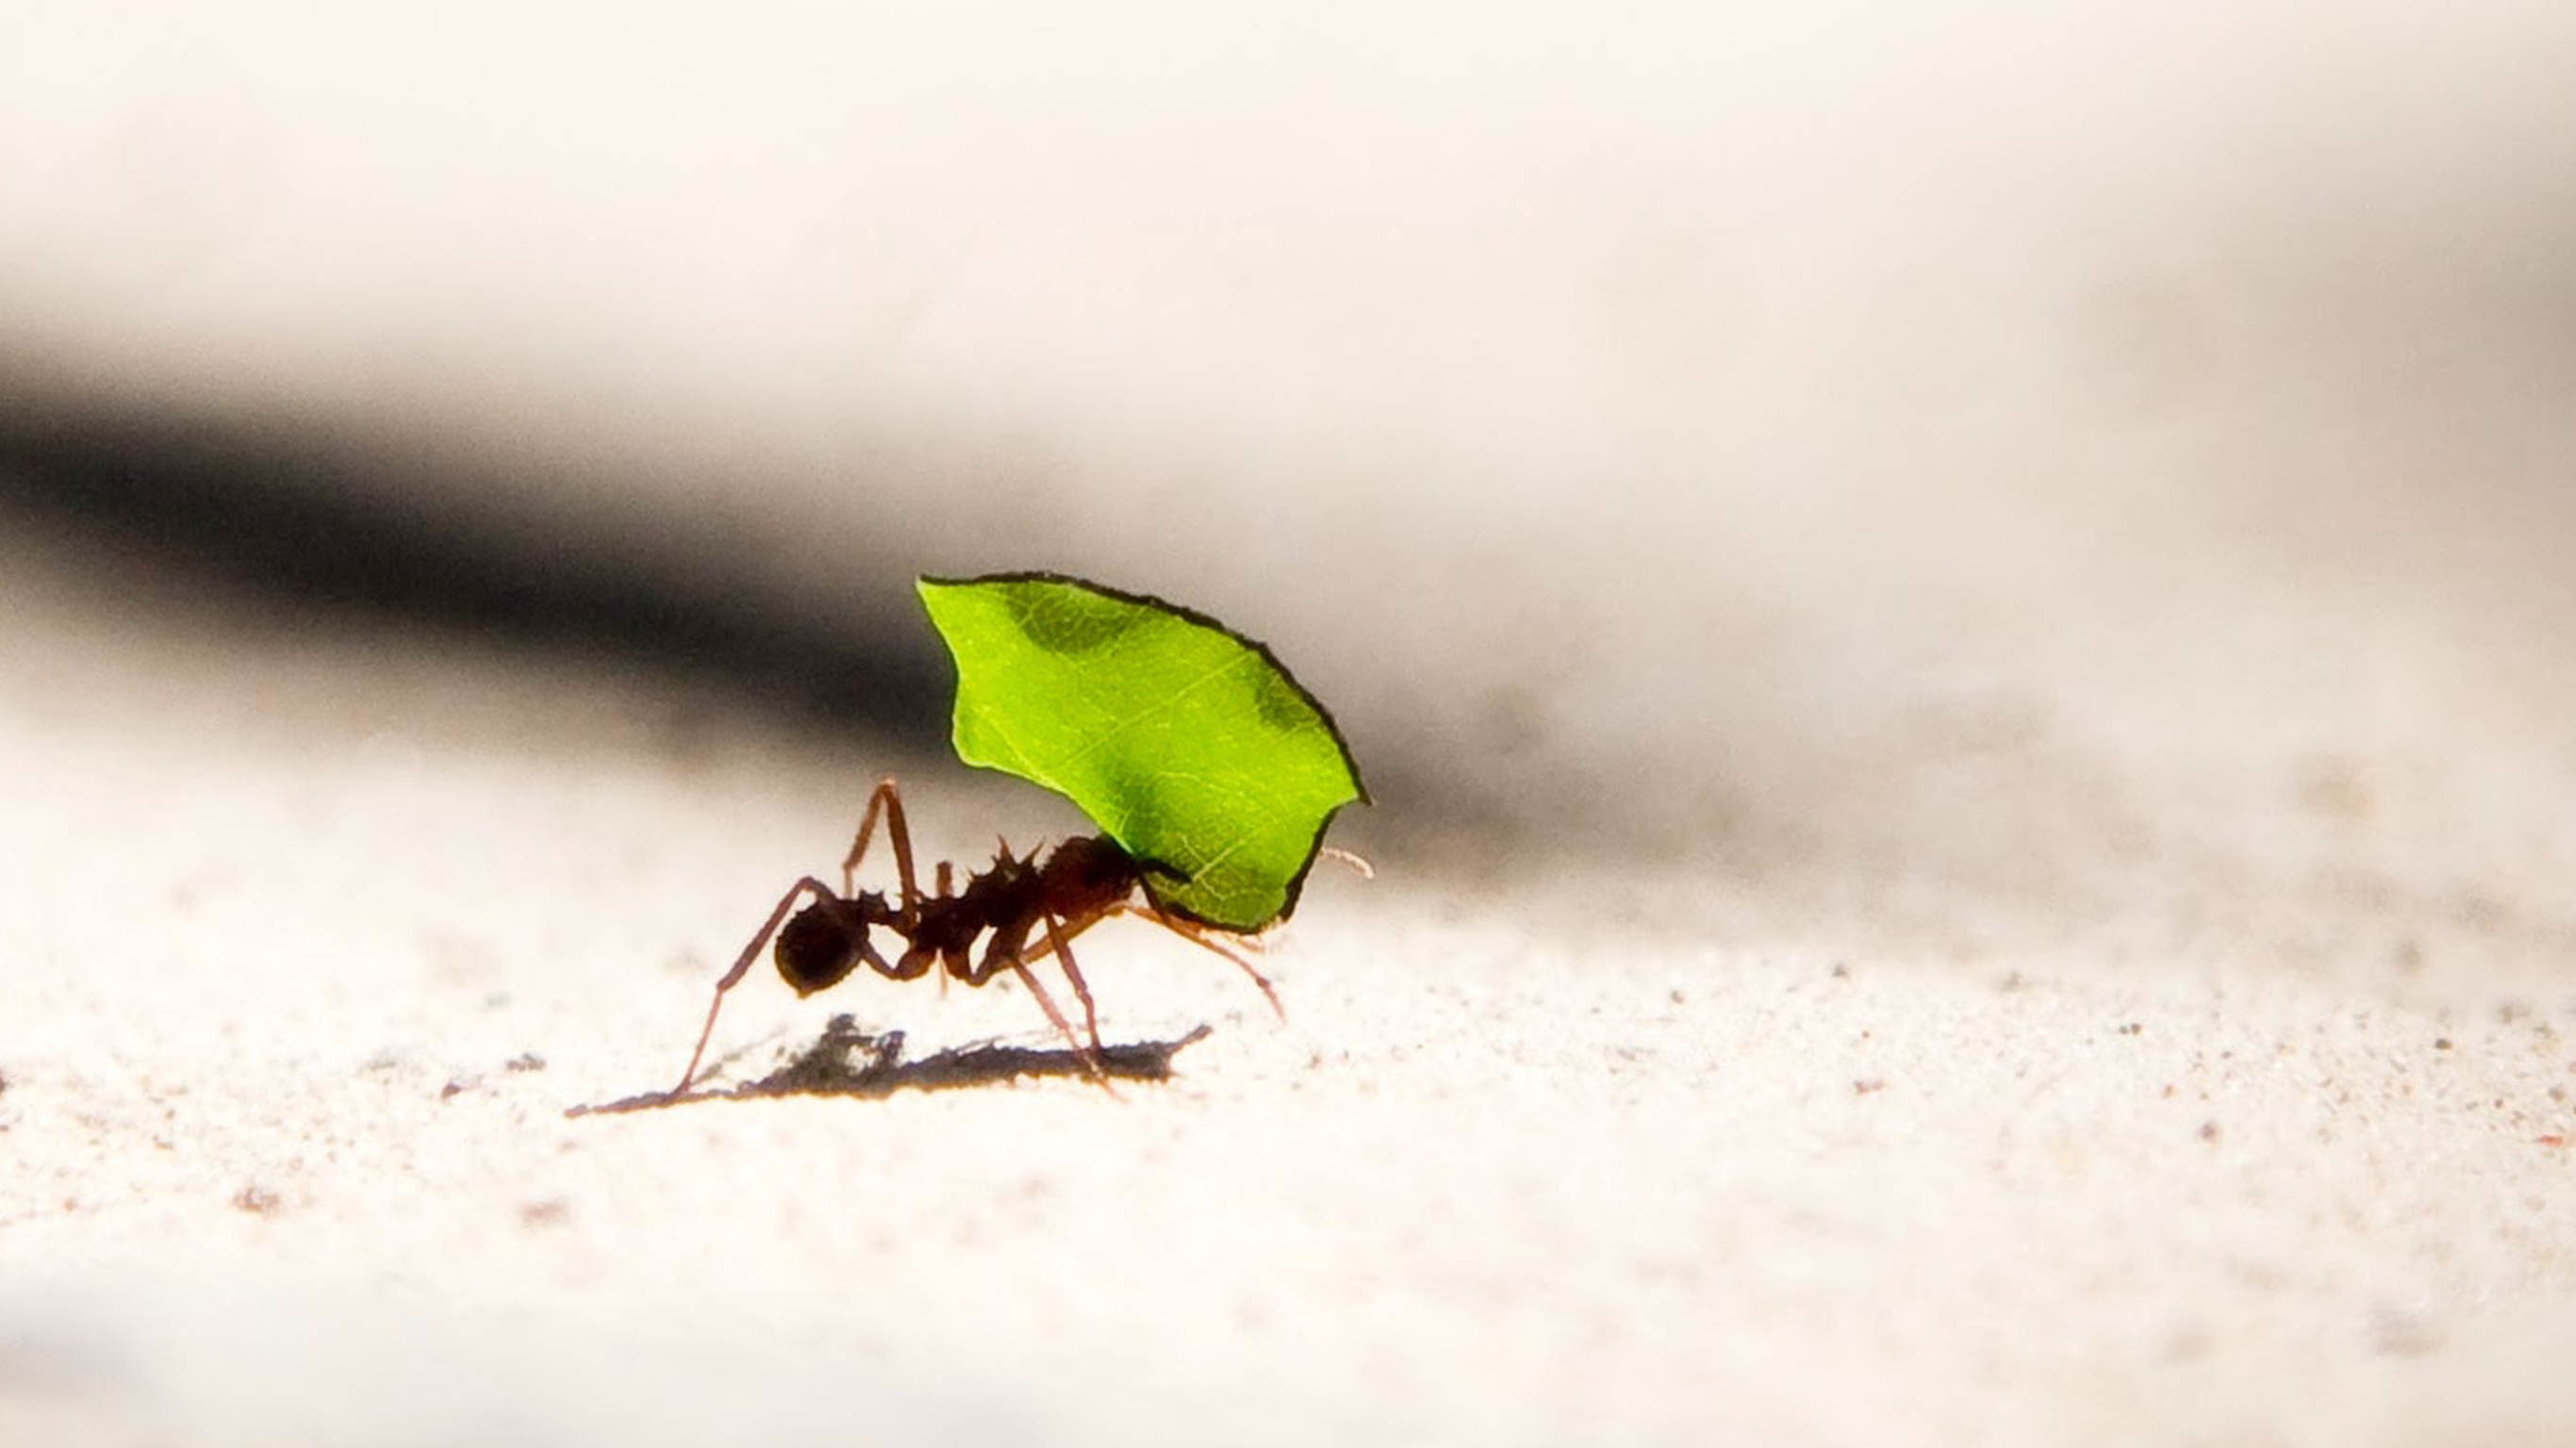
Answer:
top-left (1115, 904), bottom-right (1283, 1020)
top-left (677, 875), bottom-right (839, 1094)
top-left (836, 776), bottom-right (923, 917)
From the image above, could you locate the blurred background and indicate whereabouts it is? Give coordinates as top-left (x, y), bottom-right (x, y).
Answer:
top-left (8, 8), bottom-right (2576, 1444)
top-left (4, 0), bottom-right (2573, 934)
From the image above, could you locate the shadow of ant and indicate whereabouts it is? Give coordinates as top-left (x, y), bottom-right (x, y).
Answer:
top-left (567, 1014), bottom-right (1213, 1116)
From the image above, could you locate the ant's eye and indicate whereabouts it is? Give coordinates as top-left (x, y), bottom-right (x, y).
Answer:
top-left (775, 903), bottom-right (867, 996)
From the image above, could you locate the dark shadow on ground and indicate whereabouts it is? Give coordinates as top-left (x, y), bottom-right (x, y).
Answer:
top-left (0, 387), bottom-right (1464, 879)
top-left (0, 401), bottom-right (948, 736)
top-left (565, 1016), bottom-right (1214, 1115)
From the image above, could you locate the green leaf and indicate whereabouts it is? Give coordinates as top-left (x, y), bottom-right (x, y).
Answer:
top-left (916, 572), bottom-right (1367, 930)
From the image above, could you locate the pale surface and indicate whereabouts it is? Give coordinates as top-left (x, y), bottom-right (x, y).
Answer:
top-left (5, 2), bottom-right (2576, 1444)
top-left (5, 523), bottom-right (2572, 1448)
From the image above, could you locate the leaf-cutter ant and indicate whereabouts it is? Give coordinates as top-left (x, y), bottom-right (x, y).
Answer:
top-left (674, 779), bottom-right (1288, 1094)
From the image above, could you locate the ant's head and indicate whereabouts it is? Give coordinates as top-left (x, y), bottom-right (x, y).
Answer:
top-left (1041, 834), bottom-right (1149, 905)
top-left (773, 892), bottom-right (888, 996)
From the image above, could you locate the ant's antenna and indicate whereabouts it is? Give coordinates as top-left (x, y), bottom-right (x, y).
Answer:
top-left (1318, 846), bottom-right (1375, 879)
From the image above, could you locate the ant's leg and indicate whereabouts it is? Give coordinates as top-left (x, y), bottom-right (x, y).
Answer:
top-left (1007, 909), bottom-right (1104, 969)
top-left (834, 779), bottom-right (890, 895)
top-left (959, 921), bottom-right (1108, 1086)
top-left (1000, 951), bottom-right (1111, 1087)
top-left (1116, 905), bottom-right (1284, 1020)
top-left (1038, 908), bottom-right (1105, 1055)
top-left (837, 777), bottom-right (922, 916)
top-left (932, 860), bottom-right (954, 997)
top-left (1010, 902), bottom-right (1276, 1020)
top-left (846, 930), bottom-right (904, 982)
top-left (998, 907), bottom-right (1121, 1043)
top-left (677, 875), bottom-right (835, 1094)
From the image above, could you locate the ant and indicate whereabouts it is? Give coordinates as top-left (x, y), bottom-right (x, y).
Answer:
top-left (674, 778), bottom-right (1285, 1094)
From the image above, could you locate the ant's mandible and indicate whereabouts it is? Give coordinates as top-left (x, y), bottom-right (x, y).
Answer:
top-left (673, 778), bottom-right (1280, 1093)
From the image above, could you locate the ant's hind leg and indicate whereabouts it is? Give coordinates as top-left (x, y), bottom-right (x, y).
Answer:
top-left (677, 875), bottom-right (836, 1094)
top-left (837, 777), bottom-right (922, 914)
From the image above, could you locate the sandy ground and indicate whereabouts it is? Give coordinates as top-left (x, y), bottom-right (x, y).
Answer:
top-left (6, 510), bottom-right (2574, 1448)
top-left (6, 4), bottom-right (2576, 1444)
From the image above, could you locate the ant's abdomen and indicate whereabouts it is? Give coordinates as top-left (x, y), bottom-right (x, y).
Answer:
top-left (774, 901), bottom-right (870, 996)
